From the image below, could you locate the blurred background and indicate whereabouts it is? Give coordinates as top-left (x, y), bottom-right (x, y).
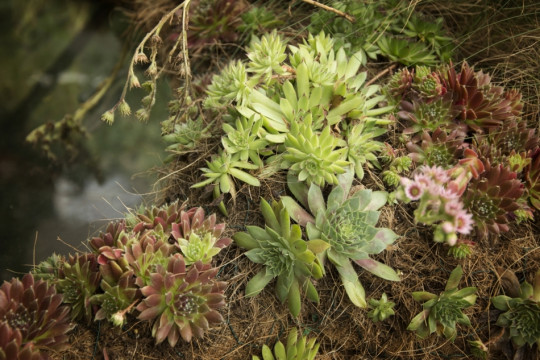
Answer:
top-left (0, 0), bottom-right (168, 281)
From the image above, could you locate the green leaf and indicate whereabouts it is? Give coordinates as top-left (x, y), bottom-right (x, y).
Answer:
top-left (365, 191), bottom-right (388, 211)
top-left (288, 280), bottom-right (301, 317)
top-left (306, 239), bottom-right (330, 254)
top-left (220, 174), bottom-right (231, 193)
top-left (229, 168), bottom-right (261, 186)
top-left (283, 81), bottom-right (297, 109)
top-left (245, 269), bottom-right (274, 297)
top-left (296, 62), bottom-right (309, 97)
top-left (261, 344), bottom-right (275, 360)
top-left (286, 328), bottom-right (298, 354)
top-left (274, 341), bottom-right (286, 360)
top-left (453, 287), bottom-right (478, 300)
top-left (345, 51), bottom-right (365, 79)
top-left (304, 280), bottom-right (320, 303)
top-left (280, 196), bottom-right (314, 227)
top-left (412, 291), bottom-right (437, 303)
top-left (307, 184), bottom-right (325, 216)
top-left (354, 258), bottom-right (400, 281)
top-left (335, 261), bottom-right (367, 308)
top-left (327, 95), bottom-right (364, 121)
top-left (247, 225), bottom-right (271, 240)
top-left (520, 281), bottom-right (534, 299)
top-left (446, 266), bottom-right (463, 291)
top-left (261, 198), bottom-right (280, 232)
top-left (191, 176), bottom-right (217, 188)
top-left (408, 310), bottom-right (430, 339)
top-left (327, 186), bottom-right (344, 212)
top-left (233, 232), bottom-right (258, 250)
top-left (491, 295), bottom-right (511, 311)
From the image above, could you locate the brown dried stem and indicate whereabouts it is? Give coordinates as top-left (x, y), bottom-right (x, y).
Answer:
top-left (301, 0), bottom-right (356, 23)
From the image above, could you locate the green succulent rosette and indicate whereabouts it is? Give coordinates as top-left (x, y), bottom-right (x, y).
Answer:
top-left (408, 265), bottom-right (477, 340)
top-left (492, 269), bottom-right (540, 347)
top-left (233, 199), bottom-right (328, 317)
top-left (282, 167), bottom-right (400, 308)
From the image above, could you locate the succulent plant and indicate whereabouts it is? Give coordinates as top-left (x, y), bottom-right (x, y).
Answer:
top-left (124, 234), bottom-right (174, 288)
top-left (387, 67), bottom-right (414, 99)
top-left (246, 30), bottom-right (287, 83)
top-left (252, 328), bottom-right (319, 360)
top-left (282, 120), bottom-right (349, 187)
top-left (31, 254), bottom-right (63, 283)
top-left (382, 155), bottom-right (413, 188)
top-left (402, 14), bottom-right (454, 61)
top-left (412, 66), bottom-right (447, 99)
top-left (345, 122), bottom-right (386, 179)
top-left (136, 254), bottom-right (226, 346)
top-left (192, 150), bottom-right (260, 199)
top-left (0, 274), bottom-right (73, 354)
top-left (462, 162), bottom-right (524, 235)
top-left (91, 251), bottom-right (140, 327)
top-left (129, 201), bottom-right (187, 236)
top-left (407, 128), bottom-right (466, 169)
top-left (89, 220), bottom-right (130, 258)
top-left (205, 60), bottom-right (254, 108)
top-left (163, 116), bottom-right (213, 157)
top-left (441, 62), bottom-right (523, 133)
top-left (222, 116), bottom-right (269, 167)
top-left (170, 206), bottom-right (232, 265)
top-left (377, 36), bottom-right (437, 66)
top-left (492, 269), bottom-right (540, 347)
top-left (473, 119), bottom-right (538, 170)
top-left (282, 167), bottom-right (400, 308)
top-left (233, 199), bottom-right (327, 316)
top-left (408, 265), bottom-right (477, 340)
top-left (398, 97), bottom-right (455, 135)
top-left (56, 253), bottom-right (101, 323)
top-left (368, 293), bottom-right (395, 322)
top-left (468, 338), bottom-right (488, 359)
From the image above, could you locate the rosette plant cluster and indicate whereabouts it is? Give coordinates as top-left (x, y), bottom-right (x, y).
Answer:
top-left (281, 167), bottom-right (400, 308)
top-left (388, 61), bottom-right (538, 240)
top-left (0, 274), bottom-right (73, 359)
top-left (195, 30), bottom-right (394, 210)
top-left (31, 201), bottom-right (231, 347)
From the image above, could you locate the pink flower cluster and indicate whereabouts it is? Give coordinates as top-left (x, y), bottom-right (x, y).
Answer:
top-left (400, 165), bottom-right (474, 245)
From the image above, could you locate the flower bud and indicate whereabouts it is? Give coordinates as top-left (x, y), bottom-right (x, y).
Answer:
top-left (118, 100), bottom-right (131, 117)
top-left (101, 110), bottom-right (115, 125)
